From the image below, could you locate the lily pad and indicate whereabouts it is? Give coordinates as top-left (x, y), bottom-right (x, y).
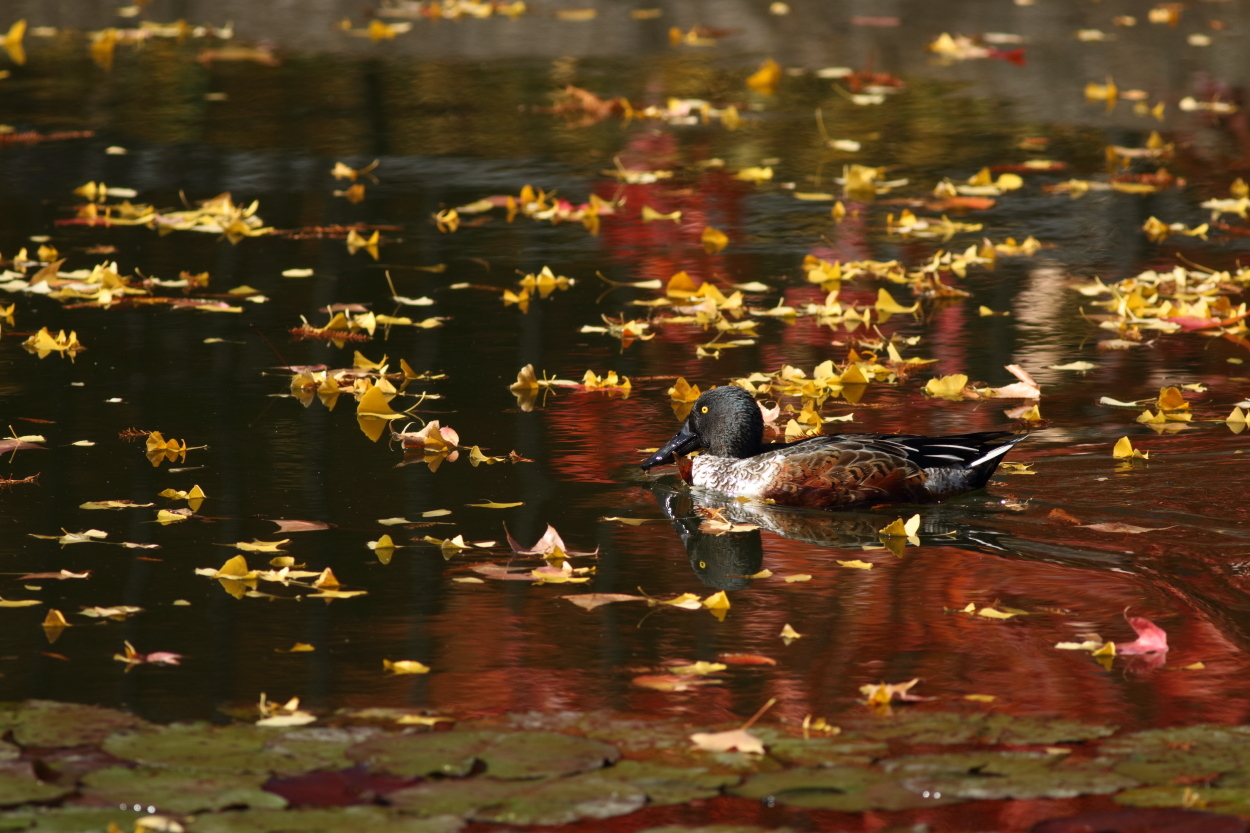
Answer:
top-left (0, 773), bottom-right (72, 808)
top-left (103, 724), bottom-right (358, 775)
top-left (482, 732), bottom-right (620, 779)
top-left (389, 773), bottom-right (646, 825)
top-left (888, 751), bottom-right (1137, 800)
top-left (80, 766), bottom-right (286, 813)
top-left (731, 765), bottom-right (963, 812)
top-left (1116, 785), bottom-right (1250, 816)
top-left (0, 807), bottom-right (145, 833)
top-left (594, 759), bottom-right (740, 804)
top-left (347, 730), bottom-right (618, 779)
top-left (346, 731), bottom-right (500, 778)
top-left (186, 807), bottom-right (465, 833)
top-left (14, 700), bottom-right (148, 748)
top-left (843, 711), bottom-right (1116, 746)
top-left (1103, 725), bottom-right (1250, 784)
top-left (575, 714), bottom-right (695, 754)
top-left (759, 732), bottom-right (887, 768)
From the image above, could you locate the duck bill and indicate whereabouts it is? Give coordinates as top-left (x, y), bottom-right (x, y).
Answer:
top-left (641, 422), bottom-right (703, 471)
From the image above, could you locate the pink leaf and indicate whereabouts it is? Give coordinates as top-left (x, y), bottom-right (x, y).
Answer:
top-left (1116, 616), bottom-right (1168, 655)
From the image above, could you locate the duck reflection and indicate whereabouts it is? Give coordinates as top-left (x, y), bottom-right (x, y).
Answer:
top-left (651, 481), bottom-right (1017, 589)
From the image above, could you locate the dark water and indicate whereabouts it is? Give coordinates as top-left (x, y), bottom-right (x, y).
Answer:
top-left (0, 1), bottom-right (1249, 739)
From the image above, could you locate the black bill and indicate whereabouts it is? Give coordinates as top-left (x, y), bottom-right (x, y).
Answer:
top-left (640, 422), bottom-right (703, 470)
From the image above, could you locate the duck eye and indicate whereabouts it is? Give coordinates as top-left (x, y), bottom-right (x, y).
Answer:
top-left (700, 406), bottom-right (709, 413)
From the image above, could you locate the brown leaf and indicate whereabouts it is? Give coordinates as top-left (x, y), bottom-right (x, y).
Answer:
top-left (1081, 522), bottom-right (1171, 534)
top-left (563, 593), bottom-right (648, 610)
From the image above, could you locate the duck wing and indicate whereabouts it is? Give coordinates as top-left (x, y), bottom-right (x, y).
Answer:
top-left (758, 431), bottom-right (1026, 506)
top-left (757, 436), bottom-right (929, 508)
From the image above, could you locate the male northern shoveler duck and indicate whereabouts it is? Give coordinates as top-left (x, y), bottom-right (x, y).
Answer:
top-left (640, 385), bottom-right (1026, 509)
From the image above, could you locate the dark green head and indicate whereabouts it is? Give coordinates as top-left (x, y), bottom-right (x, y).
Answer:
top-left (640, 386), bottom-right (765, 470)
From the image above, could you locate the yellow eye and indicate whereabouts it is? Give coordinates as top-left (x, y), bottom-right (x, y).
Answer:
top-left (701, 406), bottom-right (709, 413)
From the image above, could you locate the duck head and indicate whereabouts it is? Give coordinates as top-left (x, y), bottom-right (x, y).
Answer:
top-left (640, 385), bottom-right (765, 470)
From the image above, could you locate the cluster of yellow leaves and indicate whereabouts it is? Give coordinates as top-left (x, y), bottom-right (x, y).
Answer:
top-left (1136, 386), bottom-right (1192, 432)
top-left (838, 164), bottom-right (907, 198)
top-left (372, 1), bottom-right (526, 23)
top-left (196, 553), bottom-right (366, 602)
top-left (581, 369), bottom-right (630, 392)
top-left (1, 254), bottom-right (253, 314)
top-left (256, 694), bottom-right (317, 727)
top-left (76, 190), bottom-right (272, 243)
top-left (731, 347), bottom-right (932, 412)
top-left (1071, 260), bottom-right (1250, 347)
top-left (22, 327), bottom-right (83, 359)
top-left (1142, 216), bottom-right (1208, 243)
top-left (508, 363), bottom-right (579, 410)
top-left (887, 210), bottom-right (982, 241)
top-left (455, 184), bottom-right (618, 236)
top-left (292, 356), bottom-right (437, 413)
top-left (503, 265), bottom-right (573, 312)
top-left (2, 18), bottom-right (237, 73)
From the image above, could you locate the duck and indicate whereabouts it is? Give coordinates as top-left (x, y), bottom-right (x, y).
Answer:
top-left (640, 385), bottom-right (1027, 509)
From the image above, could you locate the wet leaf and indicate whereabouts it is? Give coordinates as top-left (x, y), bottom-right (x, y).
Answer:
top-left (690, 728), bottom-right (764, 754)
top-left (1117, 616), bottom-right (1169, 655)
top-left (860, 678), bottom-right (923, 705)
top-left (1113, 436), bottom-right (1149, 459)
top-left (78, 605), bottom-right (142, 620)
top-left (562, 593), bottom-right (648, 610)
top-left (235, 539), bottom-right (290, 552)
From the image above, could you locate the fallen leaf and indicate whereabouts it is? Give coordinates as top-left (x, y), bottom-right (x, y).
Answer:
top-left (1081, 522), bottom-right (1169, 534)
top-left (563, 593), bottom-right (648, 610)
top-left (689, 728), bottom-right (765, 754)
top-left (860, 678), bottom-right (923, 705)
top-left (1117, 615), bottom-right (1168, 654)
top-left (383, 659), bottom-right (430, 674)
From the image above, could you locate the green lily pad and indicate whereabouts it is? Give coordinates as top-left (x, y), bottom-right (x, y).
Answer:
top-left (760, 733), bottom-right (887, 768)
top-left (389, 774), bottom-right (646, 825)
top-left (187, 807), bottom-right (465, 833)
top-left (1116, 785), bottom-right (1250, 816)
top-left (388, 777), bottom-right (523, 817)
top-left (347, 730), bottom-right (618, 779)
top-left (576, 714), bottom-right (695, 754)
top-left (1101, 725), bottom-right (1250, 784)
top-left (80, 765), bottom-right (286, 813)
top-left (482, 732), bottom-right (620, 779)
top-left (102, 724), bottom-right (357, 775)
top-left (888, 751), bottom-right (1137, 800)
top-left (14, 701), bottom-right (148, 749)
top-left (843, 711), bottom-right (1116, 746)
top-left (0, 807), bottom-right (144, 833)
top-left (348, 730), bottom-right (498, 778)
top-left (258, 727), bottom-right (377, 776)
top-left (594, 759), bottom-right (739, 804)
top-left (0, 773), bottom-right (72, 808)
top-left (731, 766), bottom-right (963, 812)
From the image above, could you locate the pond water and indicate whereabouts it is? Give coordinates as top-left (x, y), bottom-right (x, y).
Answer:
top-left (1, 0), bottom-right (1250, 744)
